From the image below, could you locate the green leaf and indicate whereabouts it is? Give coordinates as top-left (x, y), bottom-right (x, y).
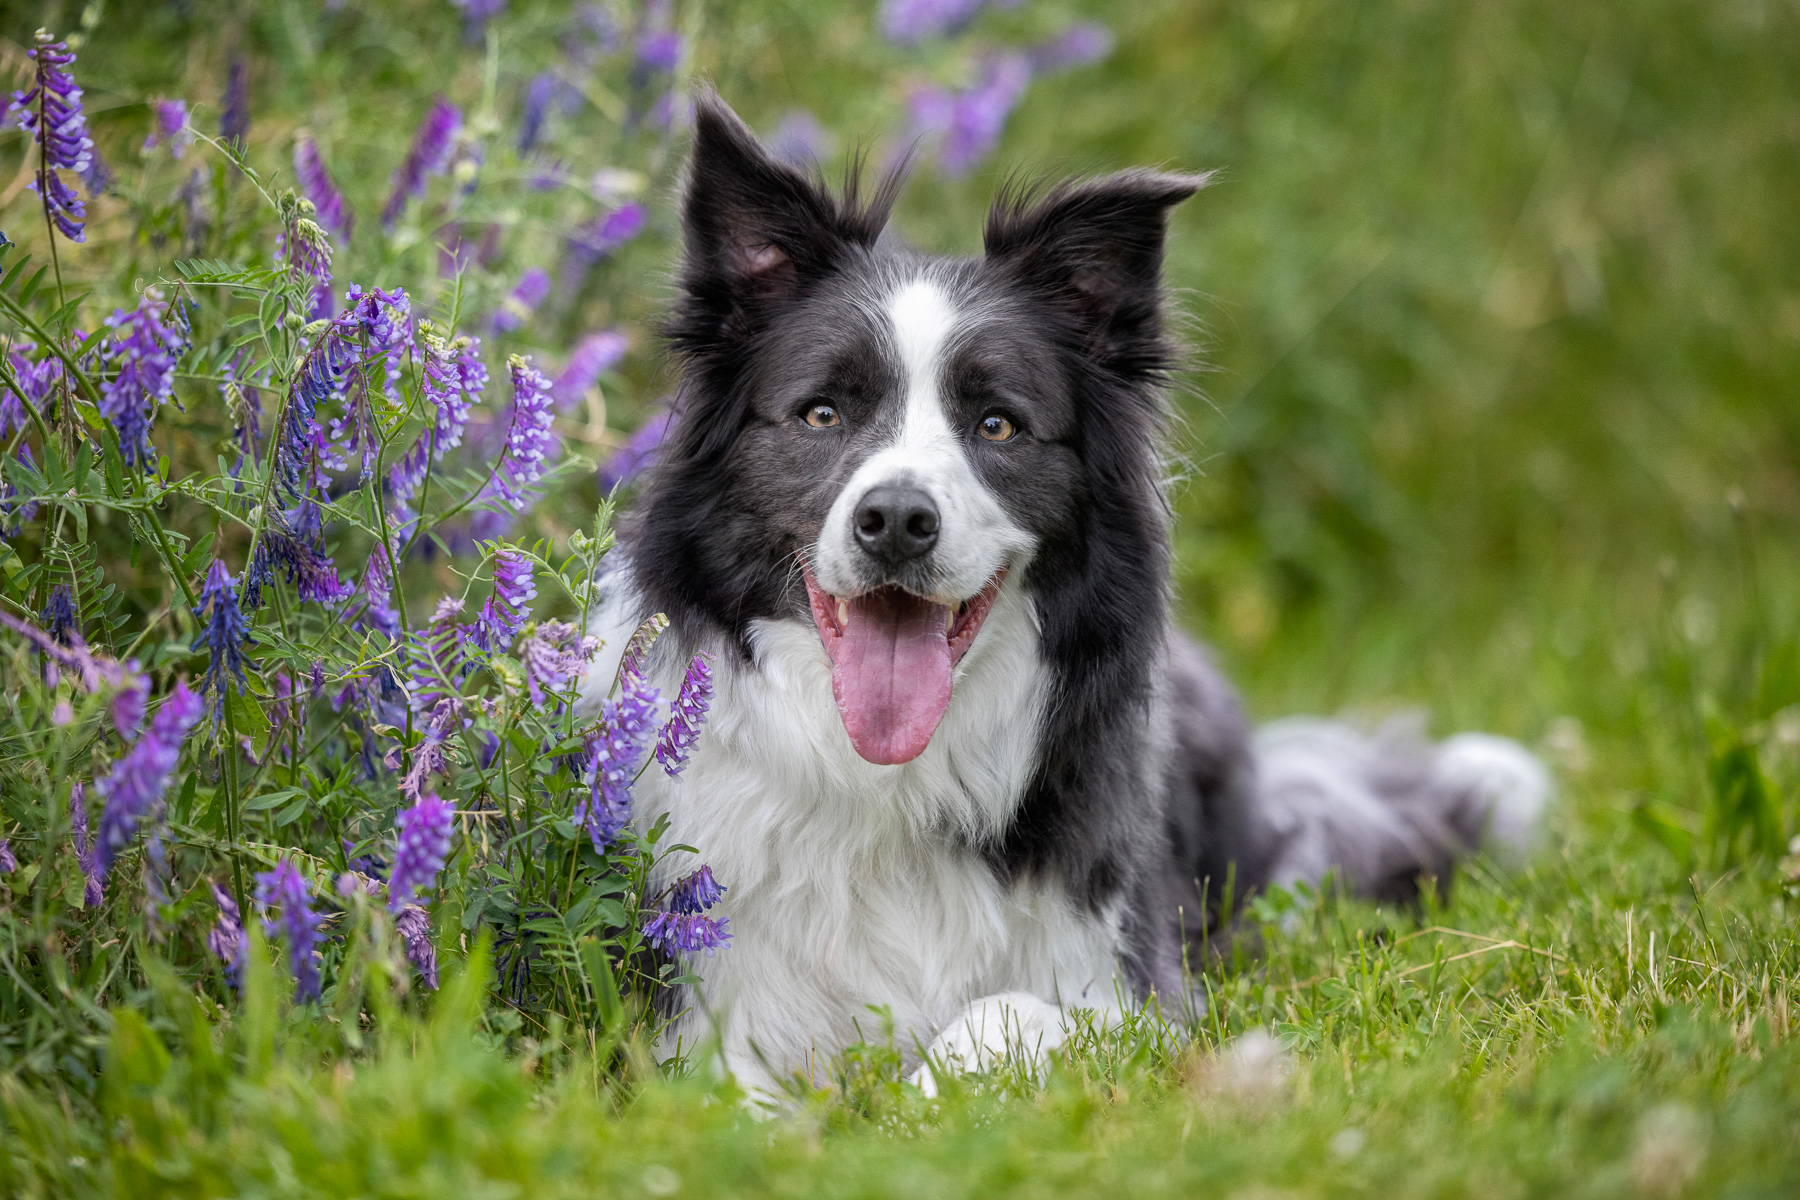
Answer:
top-left (228, 687), bottom-right (272, 759)
top-left (172, 770), bottom-right (200, 824)
top-left (245, 787), bottom-right (304, 812)
top-left (72, 325), bottom-right (109, 360)
top-left (16, 264), bottom-right (48, 308)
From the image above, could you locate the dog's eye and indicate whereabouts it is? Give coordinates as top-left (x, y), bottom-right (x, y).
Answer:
top-left (977, 413), bottom-right (1017, 442)
top-left (803, 404), bottom-right (840, 429)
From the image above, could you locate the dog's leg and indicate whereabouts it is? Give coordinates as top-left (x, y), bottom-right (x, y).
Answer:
top-left (723, 1049), bottom-right (789, 1115)
top-left (910, 992), bottom-right (1100, 1098)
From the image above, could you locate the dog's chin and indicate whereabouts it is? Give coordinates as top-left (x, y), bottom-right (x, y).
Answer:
top-left (803, 566), bottom-right (1007, 765)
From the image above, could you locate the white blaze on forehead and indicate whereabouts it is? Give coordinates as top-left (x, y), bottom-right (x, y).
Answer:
top-left (884, 279), bottom-right (958, 450)
top-left (812, 273), bottom-right (1035, 602)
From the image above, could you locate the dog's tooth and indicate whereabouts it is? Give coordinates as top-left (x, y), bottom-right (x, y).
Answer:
top-left (837, 599), bottom-right (849, 629)
top-left (946, 609), bottom-right (955, 633)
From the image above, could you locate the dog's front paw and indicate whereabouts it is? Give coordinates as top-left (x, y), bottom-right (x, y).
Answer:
top-left (910, 992), bottom-right (1067, 1098)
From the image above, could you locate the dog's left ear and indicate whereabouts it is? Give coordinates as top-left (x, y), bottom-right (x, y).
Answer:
top-left (984, 169), bottom-right (1211, 372)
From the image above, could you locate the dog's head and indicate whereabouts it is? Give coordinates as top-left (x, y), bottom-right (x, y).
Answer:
top-left (635, 90), bottom-right (1206, 765)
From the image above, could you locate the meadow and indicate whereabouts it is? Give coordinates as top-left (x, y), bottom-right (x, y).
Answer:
top-left (0, 0), bottom-right (1797, 1195)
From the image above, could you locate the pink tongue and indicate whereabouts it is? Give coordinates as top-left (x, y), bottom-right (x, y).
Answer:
top-left (830, 588), bottom-right (952, 765)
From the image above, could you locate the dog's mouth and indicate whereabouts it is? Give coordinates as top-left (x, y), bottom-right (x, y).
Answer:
top-left (803, 567), bottom-right (1007, 766)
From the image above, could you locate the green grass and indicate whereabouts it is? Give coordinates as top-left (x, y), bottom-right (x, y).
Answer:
top-left (3, 0), bottom-right (1800, 1194)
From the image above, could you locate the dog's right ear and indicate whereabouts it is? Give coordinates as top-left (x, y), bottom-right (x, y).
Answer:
top-left (675, 89), bottom-right (892, 347)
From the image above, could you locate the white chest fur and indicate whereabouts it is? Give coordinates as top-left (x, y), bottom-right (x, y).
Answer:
top-left (580, 565), bottom-right (1125, 1084)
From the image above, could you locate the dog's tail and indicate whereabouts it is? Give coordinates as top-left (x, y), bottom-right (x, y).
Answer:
top-left (1250, 716), bottom-right (1552, 902)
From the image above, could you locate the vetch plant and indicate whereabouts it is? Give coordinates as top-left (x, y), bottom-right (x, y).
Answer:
top-left (0, 7), bottom-right (732, 1091)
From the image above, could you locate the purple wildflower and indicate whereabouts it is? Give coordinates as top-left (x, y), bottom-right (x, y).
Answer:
top-left (452, 0), bottom-right (507, 38)
top-left (487, 355), bottom-right (557, 510)
top-left (382, 96), bottom-right (463, 228)
top-left (221, 59), bottom-right (250, 144)
top-left (95, 680), bottom-right (203, 874)
top-left (645, 91), bottom-right (679, 131)
top-left (518, 72), bottom-right (581, 154)
top-left (207, 879), bottom-right (247, 990)
top-left (79, 148), bottom-right (112, 199)
top-left (909, 52), bottom-right (1033, 176)
top-left (667, 864), bottom-right (725, 914)
top-left (244, 503), bottom-right (354, 609)
top-left (399, 731), bottom-right (450, 804)
top-left (39, 584), bottom-right (78, 647)
top-left (413, 350), bottom-right (480, 471)
top-left (550, 329), bottom-right (627, 409)
top-left (1029, 22), bottom-right (1114, 73)
top-left (0, 840), bottom-right (15, 874)
top-left (70, 781), bottom-right (103, 907)
top-left (880, 0), bottom-right (990, 43)
top-left (395, 903), bottom-right (439, 989)
top-left (273, 331), bottom-right (356, 508)
top-left (578, 668), bottom-right (660, 851)
top-left (193, 561), bottom-right (254, 723)
top-left (358, 549), bottom-right (401, 640)
top-left (391, 326), bottom-right (482, 505)
top-left (254, 858), bottom-right (323, 1003)
top-left (0, 445), bottom-right (39, 536)
top-left (222, 353), bottom-right (265, 477)
top-left (768, 109), bottom-right (832, 168)
top-left (493, 267), bottom-right (551, 333)
top-left (469, 548), bottom-right (535, 653)
top-left (111, 661), bottom-right (148, 741)
top-left (0, 610), bottom-right (130, 694)
top-left (599, 409), bottom-right (672, 491)
top-left (569, 202), bottom-right (646, 263)
top-left (641, 909), bottom-right (731, 956)
top-left (635, 31), bottom-right (683, 72)
top-left (616, 613), bottom-right (668, 683)
top-left (100, 295), bottom-right (188, 470)
top-left (143, 98), bottom-right (192, 158)
top-left (294, 133), bottom-right (352, 239)
top-left (334, 285), bottom-right (413, 479)
top-left (277, 206), bottom-right (334, 320)
top-left (177, 167), bottom-right (209, 249)
top-left (388, 792), bottom-right (454, 911)
top-left (520, 73), bottom-right (557, 154)
top-left (521, 619), bottom-right (599, 705)
top-left (7, 33), bottom-right (93, 242)
top-left (2, 344), bottom-right (60, 438)
top-left (654, 654), bottom-right (713, 776)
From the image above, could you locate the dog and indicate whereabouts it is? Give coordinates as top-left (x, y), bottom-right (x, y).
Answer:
top-left (579, 90), bottom-right (1550, 1099)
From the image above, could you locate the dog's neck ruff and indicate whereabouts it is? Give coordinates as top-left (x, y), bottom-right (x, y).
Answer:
top-left (580, 560), bottom-right (1124, 1081)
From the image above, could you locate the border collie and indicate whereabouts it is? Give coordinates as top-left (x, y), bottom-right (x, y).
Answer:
top-left (580, 90), bottom-right (1550, 1098)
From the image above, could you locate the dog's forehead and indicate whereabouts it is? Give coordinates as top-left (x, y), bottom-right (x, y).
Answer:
top-left (753, 255), bottom-right (1068, 406)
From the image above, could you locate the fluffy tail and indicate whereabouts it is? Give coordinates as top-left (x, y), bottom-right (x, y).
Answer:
top-left (1251, 716), bottom-right (1552, 902)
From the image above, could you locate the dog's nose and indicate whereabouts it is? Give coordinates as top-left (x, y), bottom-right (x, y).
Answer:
top-left (853, 485), bottom-right (939, 564)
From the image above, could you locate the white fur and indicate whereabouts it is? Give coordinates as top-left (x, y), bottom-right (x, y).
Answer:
top-left (813, 277), bottom-right (1035, 603)
top-left (909, 992), bottom-right (1069, 1097)
top-left (580, 560), bottom-right (1122, 1100)
top-left (1436, 732), bottom-right (1553, 865)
